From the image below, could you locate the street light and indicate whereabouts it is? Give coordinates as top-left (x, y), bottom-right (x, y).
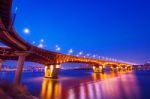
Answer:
top-left (79, 51), bottom-right (83, 55)
top-left (55, 45), bottom-right (61, 52)
top-left (23, 28), bottom-right (30, 34)
top-left (76, 54), bottom-right (79, 57)
top-left (86, 53), bottom-right (90, 57)
top-left (38, 43), bottom-right (44, 48)
top-left (68, 49), bottom-right (73, 54)
top-left (32, 41), bottom-right (36, 44)
top-left (56, 47), bottom-right (61, 51)
top-left (92, 55), bottom-right (96, 58)
top-left (98, 56), bottom-right (101, 59)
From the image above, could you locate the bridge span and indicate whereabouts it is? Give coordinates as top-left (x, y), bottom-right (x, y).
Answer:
top-left (0, 0), bottom-right (133, 83)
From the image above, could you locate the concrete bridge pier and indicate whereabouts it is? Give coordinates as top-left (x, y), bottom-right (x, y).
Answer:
top-left (93, 65), bottom-right (104, 73)
top-left (14, 53), bottom-right (27, 84)
top-left (120, 67), bottom-right (125, 71)
top-left (127, 66), bottom-right (130, 70)
top-left (111, 66), bottom-right (119, 72)
top-left (44, 64), bottom-right (60, 78)
top-left (0, 59), bottom-right (4, 71)
top-left (110, 66), bottom-right (114, 71)
top-left (123, 66), bottom-right (128, 71)
top-left (128, 66), bottom-right (133, 70)
top-left (111, 66), bottom-right (115, 71)
top-left (118, 67), bottom-right (122, 71)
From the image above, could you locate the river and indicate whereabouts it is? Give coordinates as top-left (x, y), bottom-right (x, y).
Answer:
top-left (0, 70), bottom-right (150, 99)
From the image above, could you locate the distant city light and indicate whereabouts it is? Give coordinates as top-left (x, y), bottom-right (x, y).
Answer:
top-left (23, 28), bottom-right (30, 34)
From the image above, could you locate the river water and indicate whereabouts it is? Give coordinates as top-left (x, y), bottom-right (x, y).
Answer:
top-left (0, 70), bottom-right (150, 99)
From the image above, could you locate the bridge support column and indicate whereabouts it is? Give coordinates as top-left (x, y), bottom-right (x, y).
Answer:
top-left (118, 67), bottom-right (122, 71)
top-left (14, 53), bottom-right (26, 84)
top-left (45, 64), bottom-right (60, 78)
top-left (93, 66), bottom-right (104, 73)
top-left (122, 67), bottom-right (127, 71)
top-left (116, 66), bottom-right (119, 71)
top-left (110, 66), bottom-right (114, 71)
top-left (111, 66), bottom-right (119, 72)
top-left (128, 66), bottom-right (133, 70)
top-left (0, 59), bottom-right (3, 71)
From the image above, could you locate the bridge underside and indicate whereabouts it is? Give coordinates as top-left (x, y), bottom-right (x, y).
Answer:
top-left (0, 47), bottom-right (132, 79)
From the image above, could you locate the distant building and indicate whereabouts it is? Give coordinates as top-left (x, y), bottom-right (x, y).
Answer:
top-left (133, 62), bottom-right (150, 70)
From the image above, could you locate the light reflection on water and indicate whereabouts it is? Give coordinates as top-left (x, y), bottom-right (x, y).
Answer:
top-left (1, 70), bottom-right (149, 99)
top-left (41, 79), bottom-right (61, 99)
top-left (40, 71), bottom-right (141, 99)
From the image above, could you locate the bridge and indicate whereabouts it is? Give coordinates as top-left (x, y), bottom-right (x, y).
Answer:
top-left (0, 0), bottom-right (133, 83)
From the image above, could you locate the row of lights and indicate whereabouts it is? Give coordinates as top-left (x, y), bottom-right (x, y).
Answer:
top-left (55, 47), bottom-right (137, 65)
top-left (23, 28), bottom-right (135, 65)
top-left (23, 28), bottom-right (46, 48)
top-left (53, 46), bottom-right (134, 64)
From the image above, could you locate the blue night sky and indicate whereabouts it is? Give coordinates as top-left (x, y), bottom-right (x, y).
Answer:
top-left (10, 0), bottom-right (150, 64)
